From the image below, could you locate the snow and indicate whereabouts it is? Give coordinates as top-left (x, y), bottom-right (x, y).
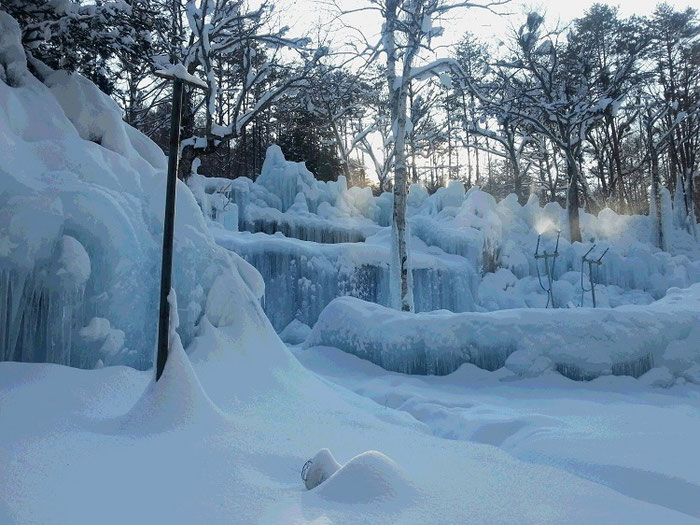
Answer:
top-left (294, 344), bottom-right (700, 520)
top-left (3, 11), bottom-right (700, 523)
top-left (3, 318), bottom-right (700, 523)
top-left (154, 63), bottom-right (208, 89)
top-left (306, 285), bottom-right (700, 380)
top-left (0, 16), bottom-right (258, 369)
top-left (280, 318), bottom-right (312, 345)
top-left (312, 450), bottom-right (415, 504)
top-left (303, 448), bottom-right (342, 489)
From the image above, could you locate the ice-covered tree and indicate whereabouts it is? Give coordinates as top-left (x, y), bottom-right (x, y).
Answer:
top-left (339, 0), bottom-right (508, 311)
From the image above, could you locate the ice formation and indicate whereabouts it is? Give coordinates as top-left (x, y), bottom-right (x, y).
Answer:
top-left (0, 12), bottom-right (260, 369)
top-left (198, 144), bottom-right (700, 334)
top-left (305, 285), bottom-right (700, 381)
top-left (2, 6), bottom-right (699, 373)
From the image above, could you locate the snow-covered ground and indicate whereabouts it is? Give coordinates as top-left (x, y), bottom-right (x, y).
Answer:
top-left (3, 327), bottom-right (700, 524)
top-left (295, 343), bottom-right (700, 520)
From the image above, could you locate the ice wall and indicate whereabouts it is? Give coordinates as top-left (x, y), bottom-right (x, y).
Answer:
top-left (213, 230), bottom-right (477, 331)
top-left (196, 143), bottom-right (699, 335)
top-left (0, 12), bottom-right (262, 369)
top-left (305, 285), bottom-right (700, 380)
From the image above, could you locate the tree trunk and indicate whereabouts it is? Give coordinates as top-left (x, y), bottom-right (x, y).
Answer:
top-left (650, 142), bottom-right (664, 250)
top-left (385, 0), bottom-right (413, 312)
top-left (566, 150), bottom-right (582, 242)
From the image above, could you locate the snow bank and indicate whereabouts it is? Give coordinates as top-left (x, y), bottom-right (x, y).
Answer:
top-left (118, 290), bottom-right (226, 433)
top-left (305, 284), bottom-right (700, 380)
top-left (0, 12), bottom-right (261, 369)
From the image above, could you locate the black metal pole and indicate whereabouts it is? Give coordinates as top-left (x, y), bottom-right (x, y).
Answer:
top-left (155, 79), bottom-right (184, 381)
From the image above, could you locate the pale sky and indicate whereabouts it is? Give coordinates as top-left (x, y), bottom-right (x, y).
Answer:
top-left (282, 0), bottom-right (696, 48)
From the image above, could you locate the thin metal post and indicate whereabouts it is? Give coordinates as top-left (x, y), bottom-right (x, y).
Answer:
top-left (545, 253), bottom-right (554, 308)
top-left (535, 231), bottom-right (560, 308)
top-left (156, 79), bottom-right (184, 381)
top-left (580, 245), bottom-right (608, 309)
top-left (589, 261), bottom-right (596, 308)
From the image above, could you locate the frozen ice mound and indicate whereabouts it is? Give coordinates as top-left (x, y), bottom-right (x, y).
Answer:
top-left (306, 285), bottom-right (700, 381)
top-left (0, 12), bottom-right (262, 369)
top-left (214, 230), bottom-right (478, 331)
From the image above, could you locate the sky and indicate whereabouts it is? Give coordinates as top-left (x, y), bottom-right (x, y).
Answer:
top-left (282, 0), bottom-right (695, 47)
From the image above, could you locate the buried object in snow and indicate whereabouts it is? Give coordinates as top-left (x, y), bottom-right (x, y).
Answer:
top-left (302, 449), bottom-right (415, 503)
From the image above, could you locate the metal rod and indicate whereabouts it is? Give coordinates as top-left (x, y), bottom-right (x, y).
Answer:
top-left (589, 261), bottom-right (596, 308)
top-left (155, 79), bottom-right (184, 382)
top-left (545, 253), bottom-right (554, 308)
top-left (581, 245), bottom-right (608, 309)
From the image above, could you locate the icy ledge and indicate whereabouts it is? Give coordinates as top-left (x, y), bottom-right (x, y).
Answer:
top-left (305, 284), bottom-right (700, 381)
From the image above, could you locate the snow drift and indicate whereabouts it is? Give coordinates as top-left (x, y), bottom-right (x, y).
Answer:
top-left (305, 285), bottom-right (700, 381)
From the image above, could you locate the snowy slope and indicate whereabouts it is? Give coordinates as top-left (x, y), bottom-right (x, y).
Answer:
top-left (294, 343), bottom-right (700, 520)
top-left (3, 326), bottom-right (700, 524)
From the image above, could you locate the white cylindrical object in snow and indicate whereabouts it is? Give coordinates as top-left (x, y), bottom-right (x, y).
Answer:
top-left (302, 448), bottom-right (341, 490)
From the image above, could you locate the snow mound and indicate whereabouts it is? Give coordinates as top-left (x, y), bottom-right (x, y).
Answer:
top-left (306, 285), bottom-right (700, 381)
top-left (279, 319), bottom-right (311, 345)
top-left (118, 333), bottom-right (225, 435)
top-left (118, 338), bottom-right (225, 434)
top-left (314, 450), bottom-right (415, 504)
